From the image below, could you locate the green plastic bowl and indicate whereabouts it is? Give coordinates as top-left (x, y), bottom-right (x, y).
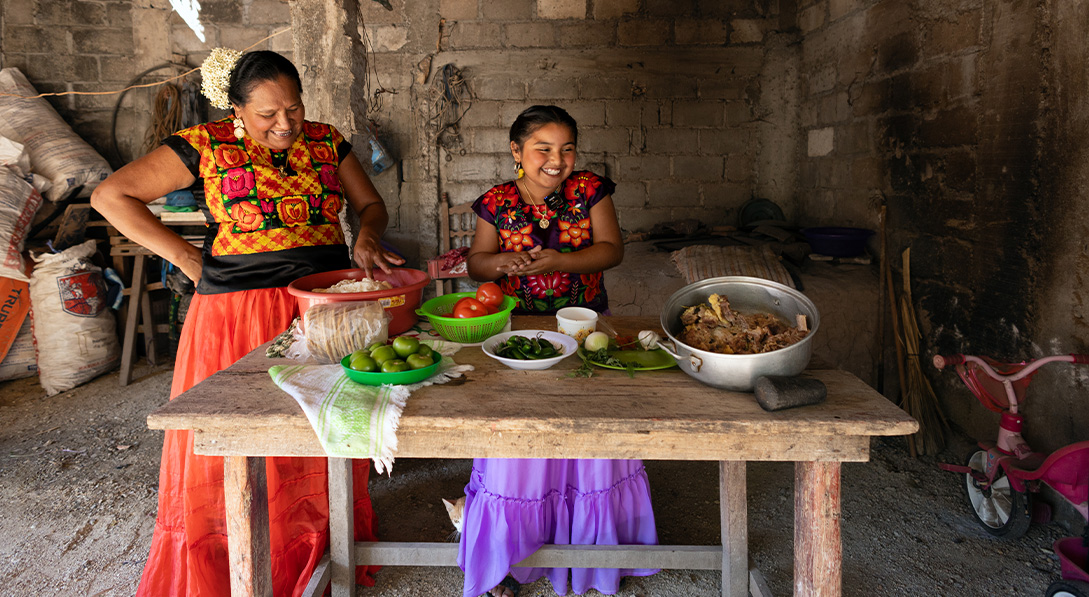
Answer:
top-left (415, 293), bottom-right (517, 343)
top-left (340, 353), bottom-right (443, 386)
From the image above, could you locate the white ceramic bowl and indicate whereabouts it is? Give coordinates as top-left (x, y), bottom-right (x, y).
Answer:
top-left (482, 330), bottom-right (579, 371)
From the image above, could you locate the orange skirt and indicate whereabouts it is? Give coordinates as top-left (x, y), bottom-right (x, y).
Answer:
top-left (137, 287), bottom-right (379, 597)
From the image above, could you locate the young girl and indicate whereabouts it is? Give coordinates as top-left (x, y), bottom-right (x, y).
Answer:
top-left (460, 105), bottom-right (658, 597)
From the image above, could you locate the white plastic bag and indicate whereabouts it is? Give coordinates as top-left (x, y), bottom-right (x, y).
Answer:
top-left (29, 239), bottom-right (120, 395)
top-left (0, 68), bottom-right (112, 201)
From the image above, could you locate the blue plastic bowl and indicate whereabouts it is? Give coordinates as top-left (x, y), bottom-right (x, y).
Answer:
top-left (801, 227), bottom-right (875, 258)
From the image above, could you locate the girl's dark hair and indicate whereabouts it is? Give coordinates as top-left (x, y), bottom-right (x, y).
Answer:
top-left (509, 105), bottom-right (578, 147)
top-left (227, 51), bottom-right (303, 107)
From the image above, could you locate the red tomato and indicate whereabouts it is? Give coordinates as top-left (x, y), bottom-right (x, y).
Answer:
top-left (453, 297), bottom-right (488, 318)
top-left (476, 282), bottom-right (504, 308)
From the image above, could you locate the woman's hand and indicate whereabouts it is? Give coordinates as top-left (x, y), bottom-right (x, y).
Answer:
top-left (176, 244), bottom-right (204, 283)
top-left (514, 246), bottom-right (565, 275)
top-left (353, 230), bottom-right (404, 278)
top-left (494, 247), bottom-right (537, 275)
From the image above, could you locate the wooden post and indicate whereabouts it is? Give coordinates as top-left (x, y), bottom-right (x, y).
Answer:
top-left (794, 461), bottom-right (841, 597)
top-left (223, 456), bottom-right (272, 597)
top-left (118, 253), bottom-right (145, 386)
top-left (328, 458), bottom-right (356, 597)
top-left (719, 461), bottom-right (748, 597)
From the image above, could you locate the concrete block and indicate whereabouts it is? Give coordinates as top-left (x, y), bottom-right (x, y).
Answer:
top-left (605, 101), bottom-right (646, 127)
top-left (448, 22), bottom-right (502, 49)
top-left (71, 27), bottom-right (132, 54)
top-left (538, 0), bottom-right (586, 20)
top-left (617, 206), bottom-right (671, 233)
top-left (807, 127), bottom-right (834, 157)
top-left (699, 77), bottom-right (745, 100)
top-left (555, 21), bottom-right (615, 47)
top-left (72, 2), bottom-right (107, 25)
top-left (247, 0), bottom-right (291, 25)
top-left (460, 100), bottom-right (505, 127)
top-left (501, 103), bottom-right (532, 128)
top-left (471, 75), bottom-right (526, 101)
top-left (650, 181), bottom-right (703, 207)
top-left (673, 101), bottom-right (725, 128)
top-left (647, 0), bottom-right (694, 17)
top-left (443, 153), bottom-right (501, 181)
top-left (580, 76), bottom-right (633, 100)
top-left (675, 19), bottom-right (729, 46)
top-left (697, 0), bottom-right (753, 18)
top-left (505, 22), bottom-right (556, 48)
top-left (440, 0), bottom-right (478, 20)
top-left (617, 19), bottom-right (671, 46)
top-left (100, 56), bottom-right (137, 83)
top-left (809, 65), bottom-right (836, 95)
top-left (360, 0), bottom-right (403, 24)
top-left (840, 120), bottom-right (873, 154)
top-left (6, 26), bottom-right (67, 54)
top-left (578, 127), bottom-right (630, 153)
top-left (724, 100), bottom-right (753, 125)
top-left (925, 9), bottom-right (981, 57)
top-left (528, 77), bottom-right (580, 101)
top-left (594, 0), bottom-right (639, 19)
top-left (645, 127), bottom-right (700, 154)
top-left (851, 156), bottom-right (883, 190)
top-left (829, 0), bottom-right (863, 21)
top-left (798, 3), bottom-right (826, 34)
top-left (646, 77), bottom-right (698, 99)
top-left (611, 180), bottom-right (646, 207)
top-left (700, 127), bottom-right (752, 154)
top-left (564, 100), bottom-right (606, 126)
top-left (673, 155), bottom-right (724, 181)
top-left (3, 0), bottom-right (36, 25)
top-left (618, 155), bottom-right (670, 180)
top-left (725, 153), bottom-right (753, 182)
top-left (173, 23), bottom-right (216, 53)
top-left (369, 25), bottom-right (410, 52)
top-left (201, 0), bottom-right (242, 23)
top-left (218, 26), bottom-right (276, 54)
top-left (730, 19), bottom-right (764, 44)
top-left (701, 181), bottom-right (751, 208)
top-left (105, 2), bottom-right (134, 27)
top-left (34, 0), bottom-right (70, 24)
top-left (402, 157), bottom-right (433, 182)
top-left (483, 0), bottom-right (534, 20)
top-left (470, 127), bottom-right (510, 153)
top-left (916, 106), bottom-right (977, 148)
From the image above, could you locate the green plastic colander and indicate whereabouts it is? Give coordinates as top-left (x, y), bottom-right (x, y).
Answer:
top-left (415, 292), bottom-right (517, 343)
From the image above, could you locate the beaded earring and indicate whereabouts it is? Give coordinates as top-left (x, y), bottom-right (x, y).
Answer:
top-left (233, 117), bottom-right (245, 140)
top-left (515, 161), bottom-right (524, 179)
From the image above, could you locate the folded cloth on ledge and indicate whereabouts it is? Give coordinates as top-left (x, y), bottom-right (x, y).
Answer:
top-left (269, 340), bottom-right (472, 474)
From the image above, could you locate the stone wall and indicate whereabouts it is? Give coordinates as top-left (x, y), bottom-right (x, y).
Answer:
top-left (796, 0), bottom-right (1089, 450)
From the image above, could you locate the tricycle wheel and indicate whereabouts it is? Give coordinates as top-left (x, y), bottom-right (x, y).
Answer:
top-left (963, 450), bottom-right (1031, 538)
top-left (1046, 579), bottom-right (1089, 597)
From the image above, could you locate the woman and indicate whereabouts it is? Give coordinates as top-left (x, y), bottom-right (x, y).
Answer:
top-left (91, 49), bottom-right (401, 596)
top-left (460, 105), bottom-right (658, 597)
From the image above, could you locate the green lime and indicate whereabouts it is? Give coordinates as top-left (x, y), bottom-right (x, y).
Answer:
top-left (415, 345), bottom-right (434, 359)
top-left (370, 345), bottom-right (398, 365)
top-left (392, 336), bottom-right (421, 359)
top-left (349, 354), bottom-right (378, 372)
top-left (381, 359), bottom-right (410, 373)
top-left (406, 353), bottom-right (434, 370)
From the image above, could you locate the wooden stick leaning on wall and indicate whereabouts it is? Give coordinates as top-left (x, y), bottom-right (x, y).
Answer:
top-left (898, 248), bottom-right (949, 456)
top-left (883, 233), bottom-right (914, 457)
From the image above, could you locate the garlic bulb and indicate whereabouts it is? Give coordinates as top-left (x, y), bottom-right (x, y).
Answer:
top-left (638, 330), bottom-right (661, 350)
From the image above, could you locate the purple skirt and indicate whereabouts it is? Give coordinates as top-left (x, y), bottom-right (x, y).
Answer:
top-left (458, 458), bottom-right (659, 597)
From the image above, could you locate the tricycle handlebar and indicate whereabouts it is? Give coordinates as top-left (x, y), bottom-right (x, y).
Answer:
top-left (933, 354), bottom-right (965, 369)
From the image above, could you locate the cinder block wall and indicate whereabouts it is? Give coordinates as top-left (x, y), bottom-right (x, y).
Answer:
top-left (0, 0), bottom-right (291, 168)
top-left (359, 0), bottom-right (795, 265)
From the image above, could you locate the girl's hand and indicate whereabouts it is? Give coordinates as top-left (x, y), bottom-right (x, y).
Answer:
top-left (517, 246), bottom-right (564, 275)
top-left (353, 231), bottom-right (405, 278)
top-left (495, 248), bottom-right (536, 275)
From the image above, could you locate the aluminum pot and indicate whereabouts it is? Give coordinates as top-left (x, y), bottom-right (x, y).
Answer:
top-left (656, 276), bottom-right (820, 392)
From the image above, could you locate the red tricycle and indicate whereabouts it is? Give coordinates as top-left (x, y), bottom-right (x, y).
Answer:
top-left (934, 353), bottom-right (1089, 597)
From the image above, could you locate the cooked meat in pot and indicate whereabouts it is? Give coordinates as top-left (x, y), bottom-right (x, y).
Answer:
top-left (679, 293), bottom-right (808, 354)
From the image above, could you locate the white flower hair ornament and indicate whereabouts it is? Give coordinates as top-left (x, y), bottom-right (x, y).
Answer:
top-left (200, 48), bottom-right (242, 110)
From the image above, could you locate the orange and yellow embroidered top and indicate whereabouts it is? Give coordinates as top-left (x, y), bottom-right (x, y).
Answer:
top-left (165, 118), bottom-right (352, 294)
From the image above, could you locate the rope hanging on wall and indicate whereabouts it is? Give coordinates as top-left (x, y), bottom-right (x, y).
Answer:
top-left (423, 63), bottom-right (470, 154)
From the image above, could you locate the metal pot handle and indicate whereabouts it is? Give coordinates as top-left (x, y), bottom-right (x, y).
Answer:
top-left (656, 340), bottom-right (703, 372)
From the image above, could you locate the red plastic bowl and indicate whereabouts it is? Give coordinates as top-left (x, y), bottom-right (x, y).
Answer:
top-left (287, 268), bottom-right (431, 335)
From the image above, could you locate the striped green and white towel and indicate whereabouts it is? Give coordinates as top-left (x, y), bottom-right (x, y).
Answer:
top-left (269, 341), bottom-right (471, 474)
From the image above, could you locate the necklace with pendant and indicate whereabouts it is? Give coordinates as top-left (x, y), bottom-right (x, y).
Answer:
top-left (271, 151), bottom-right (293, 177)
top-left (518, 179), bottom-right (557, 229)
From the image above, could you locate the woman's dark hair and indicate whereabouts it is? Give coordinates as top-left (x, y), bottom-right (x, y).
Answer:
top-left (509, 105), bottom-right (578, 147)
top-left (227, 51), bottom-right (303, 107)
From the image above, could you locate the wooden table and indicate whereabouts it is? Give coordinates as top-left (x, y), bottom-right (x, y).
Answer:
top-left (147, 316), bottom-right (917, 597)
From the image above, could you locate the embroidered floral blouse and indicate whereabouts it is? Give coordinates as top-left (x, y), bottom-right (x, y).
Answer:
top-left (164, 118), bottom-right (352, 294)
top-left (471, 171), bottom-right (615, 314)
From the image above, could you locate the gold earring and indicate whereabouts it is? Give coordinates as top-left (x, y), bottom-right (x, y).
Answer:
top-left (233, 117), bottom-right (244, 140)
top-left (515, 161), bottom-right (524, 178)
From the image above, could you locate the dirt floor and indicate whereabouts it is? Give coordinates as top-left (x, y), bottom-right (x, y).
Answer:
top-left (0, 362), bottom-right (1079, 597)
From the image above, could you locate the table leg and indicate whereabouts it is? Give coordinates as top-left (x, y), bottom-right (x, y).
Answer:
top-left (793, 461), bottom-right (841, 597)
top-left (328, 457), bottom-right (356, 597)
top-left (223, 456), bottom-right (272, 597)
top-left (119, 254), bottom-right (145, 386)
top-left (719, 461), bottom-right (747, 597)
